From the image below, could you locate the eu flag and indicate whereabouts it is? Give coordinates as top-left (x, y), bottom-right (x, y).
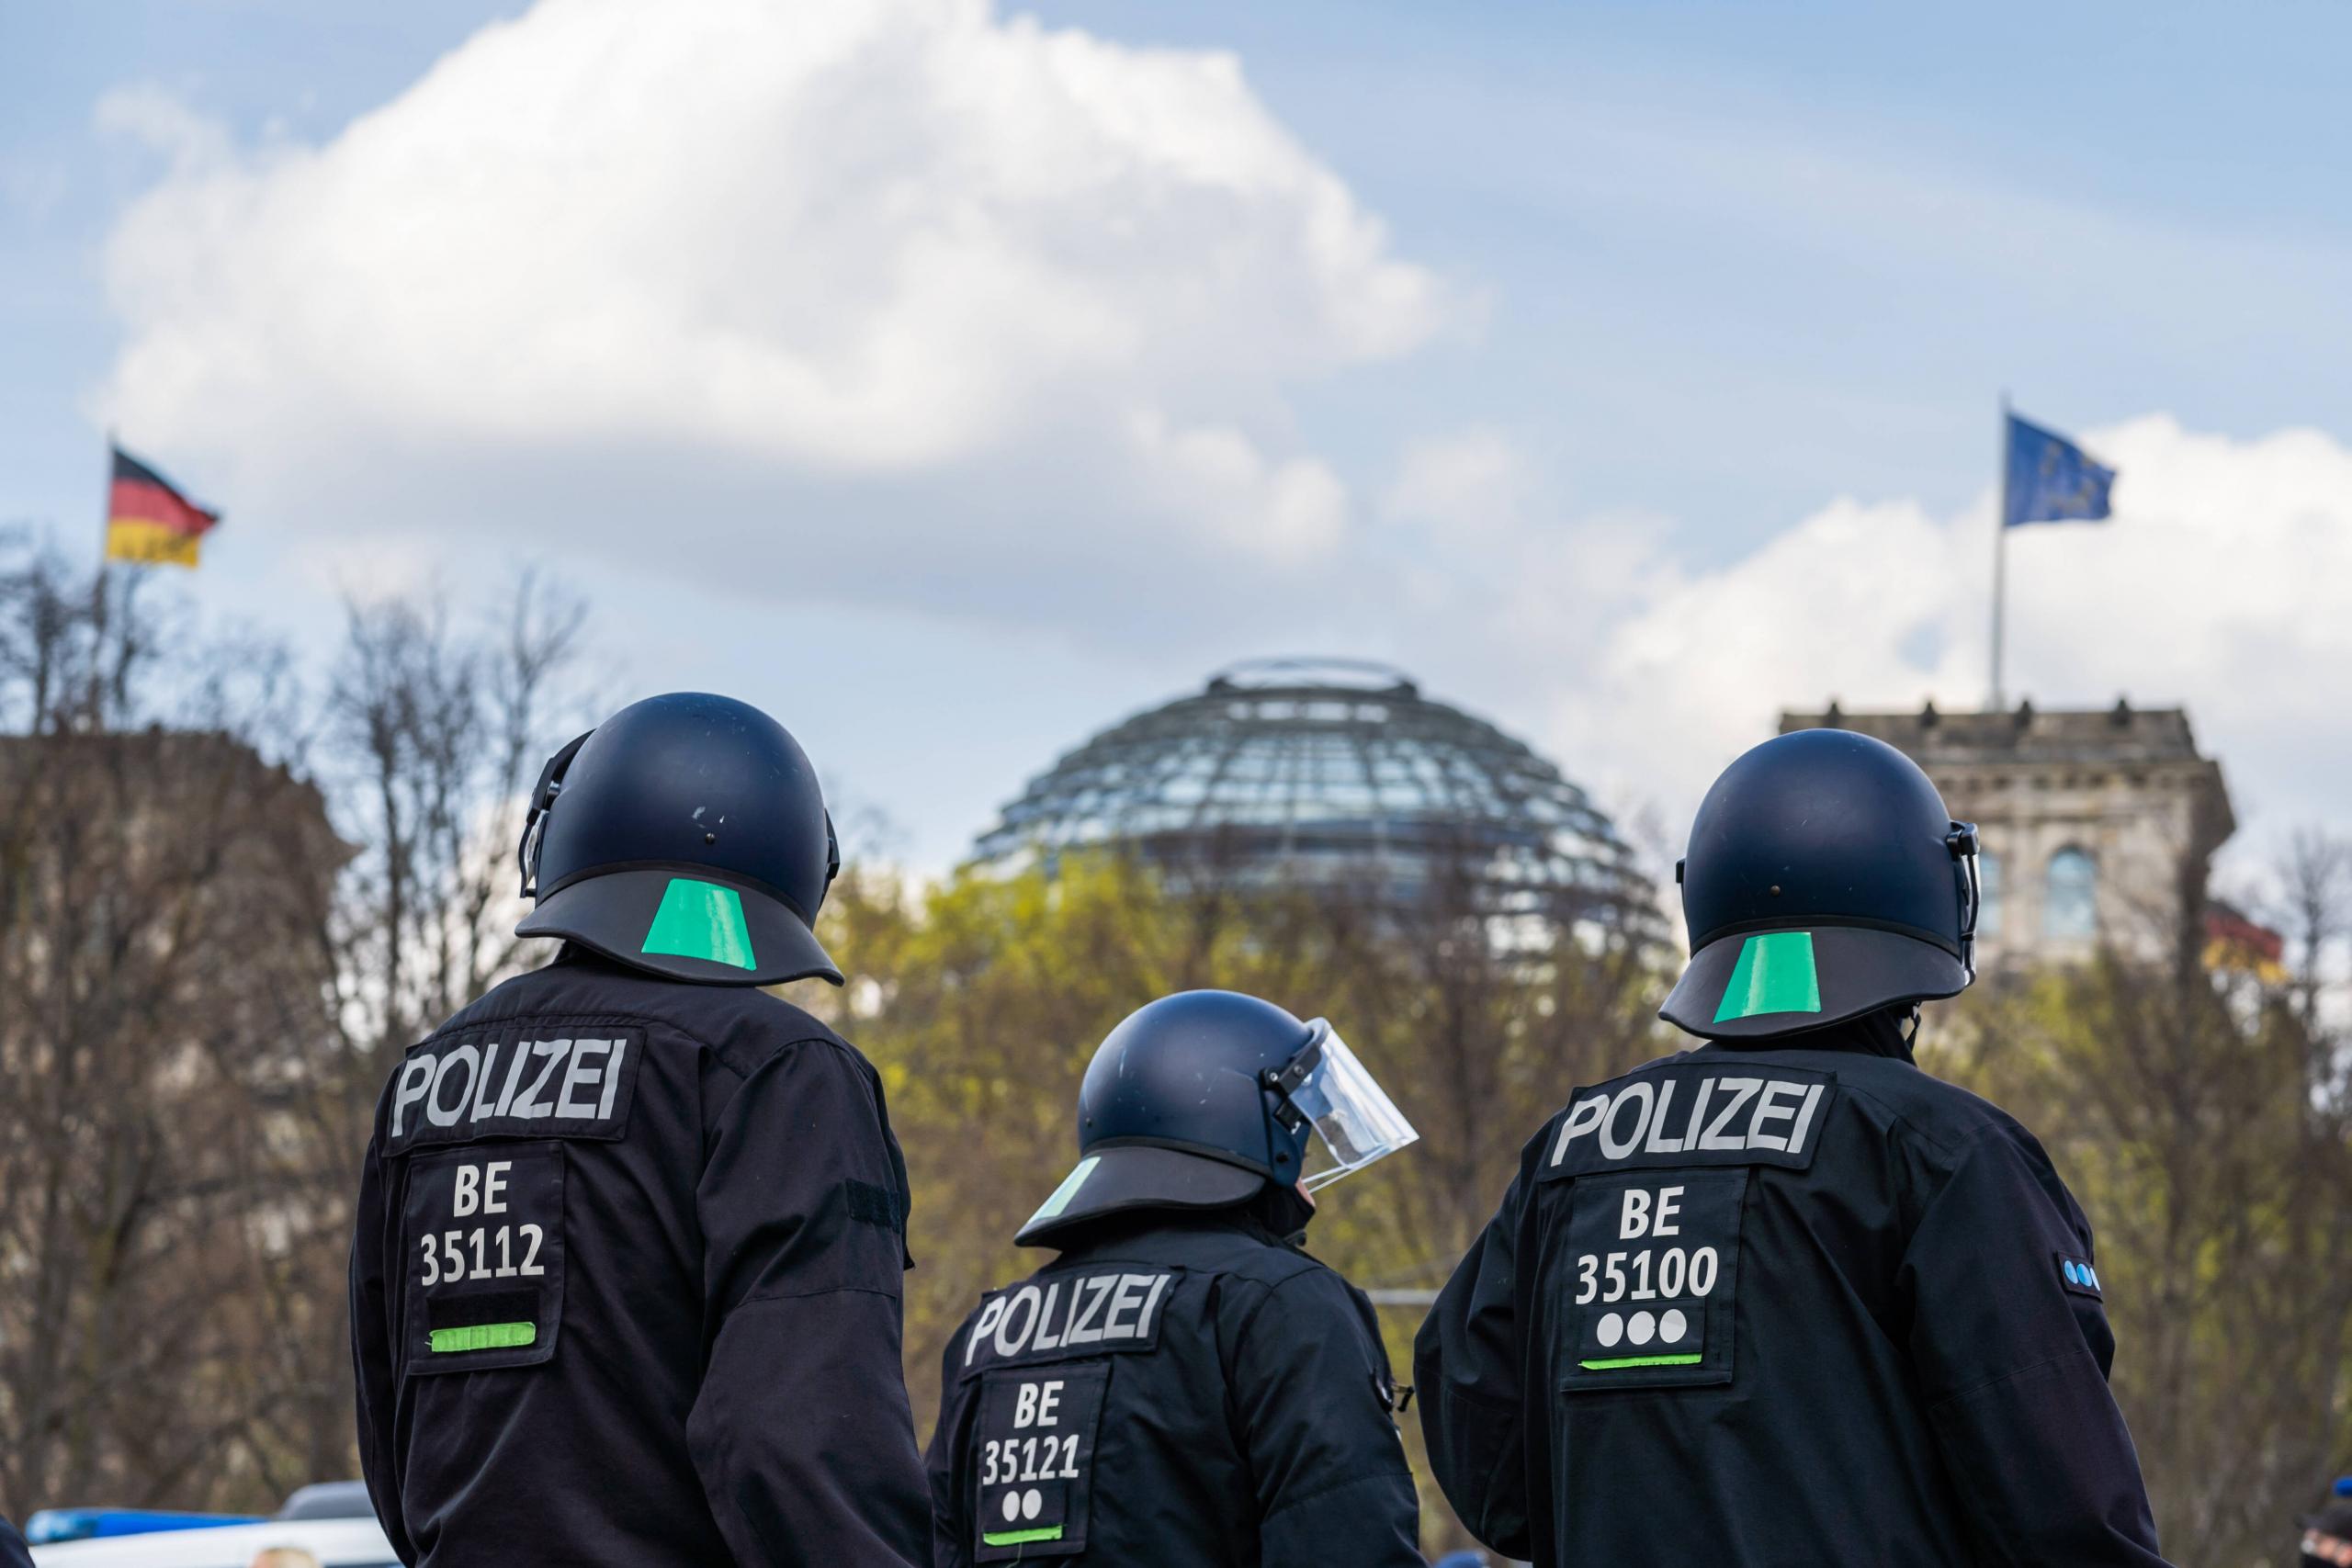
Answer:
top-left (2004, 413), bottom-right (2114, 528)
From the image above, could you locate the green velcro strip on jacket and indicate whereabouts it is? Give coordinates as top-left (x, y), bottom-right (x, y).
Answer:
top-left (1713, 930), bottom-right (1823, 1021)
top-left (1581, 1353), bottom-right (1703, 1370)
top-left (429, 1322), bottom-right (536, 1354)
top-left (982, 1526), bottom-right (1065, 1547)
top-left (641, 877), bottom-right (756, 970)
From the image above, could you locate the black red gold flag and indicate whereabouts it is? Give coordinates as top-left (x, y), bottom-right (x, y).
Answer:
top-left (106, 445), bottom-right (220, 568)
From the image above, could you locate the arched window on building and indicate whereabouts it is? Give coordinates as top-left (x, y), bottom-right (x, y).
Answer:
top-left (2045, 846), bottom-right (2098, 940)
top-left (1976, 852), bottom-right (2003, 940)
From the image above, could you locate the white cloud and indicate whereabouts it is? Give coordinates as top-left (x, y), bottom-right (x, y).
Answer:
top-left (1125, 412), bottom-right (1347, 563)
top-left (1528, 415), bottom-right (2352, 857)
top-left (85, 2), bottom-right (2349, 867)
top-left (1382, 428), bottom-right (1530, 540)
top-left (1350, 414), bottom-right (2350, 864)
top-left (93, 85), bottom-right (236, 174)
top-left (1566, 494), bottom-right (1972, 791)
top-left (96, 0), bottom-right (1452, 626)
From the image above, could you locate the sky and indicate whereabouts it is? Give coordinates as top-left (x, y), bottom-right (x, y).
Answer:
top-left (5, 0), bottom-right (2349, 884)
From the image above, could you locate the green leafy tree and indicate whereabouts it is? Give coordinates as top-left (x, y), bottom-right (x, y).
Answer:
top-left (1934, 834), bottom-right (2352, 1568)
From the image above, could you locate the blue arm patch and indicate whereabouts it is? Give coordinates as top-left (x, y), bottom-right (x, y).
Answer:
top-left (2054, 1253), bottom-right (2104, 1299)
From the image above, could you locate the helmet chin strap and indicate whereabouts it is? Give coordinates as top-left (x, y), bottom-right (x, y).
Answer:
top-left (1849, 1005), bottom-right (1922, 1060)
top-left (1250, 1179), bottom-right (1316, 1246)
top-left (1946, 820), bottom-right (1982, 983)
top-left (517, 728), bottom-right (594, 898)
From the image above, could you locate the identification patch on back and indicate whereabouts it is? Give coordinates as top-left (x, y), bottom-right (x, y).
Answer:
top-left (1542, 1063), bottom-right (1836, 1180)
top-left (384, 1028), bottom-right (644, 1154)
top-left (1554, 1168), bottom-right (1747, 1393)
top-left (973, 1362), bottom-right (1108, 1560)
top-left (958, 1269), bottom-right (1178, 1377)
top-left (402, 1143), bottom-right (566, 1374)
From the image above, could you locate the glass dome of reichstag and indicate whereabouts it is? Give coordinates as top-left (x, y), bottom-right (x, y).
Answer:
top-left (973, 659), bottom-right (1659, 933)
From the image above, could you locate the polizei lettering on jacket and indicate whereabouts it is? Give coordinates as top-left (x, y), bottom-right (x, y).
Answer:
top-left (1544, 1064), bottom-right (1836, 1179)
top-left (961, 1269), bottom-right (1177, 1375)
top-left (387, 1028), bottom-right (646, 1152)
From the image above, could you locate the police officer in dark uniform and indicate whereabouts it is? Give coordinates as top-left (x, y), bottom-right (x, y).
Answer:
top-left (349, 693), bottom-right (928, 1567)
top-left (0, 1513), bottom-right (29, 1568)
top-left (927, 990), bottom-right (1426, 1566)
top-left (1415, 728), bottom-right (2172, 1566)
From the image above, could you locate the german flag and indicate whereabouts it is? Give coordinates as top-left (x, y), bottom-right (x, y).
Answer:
top-left (107, 445), bottom-right (220, 569)
top-left (2203, 899), bottom-right (2290, 985)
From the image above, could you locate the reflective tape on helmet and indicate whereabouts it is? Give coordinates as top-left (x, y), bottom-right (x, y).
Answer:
top-left (1025, 1156), bottom-right (1099, 1229)
top-left (1713, 931), bottom-right (1823, 1022)
top-left (640, 877), bottom-right (756, 969)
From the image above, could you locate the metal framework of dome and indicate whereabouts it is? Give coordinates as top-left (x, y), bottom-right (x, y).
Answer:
top-left (975, 658), bottom-right (1659, 933)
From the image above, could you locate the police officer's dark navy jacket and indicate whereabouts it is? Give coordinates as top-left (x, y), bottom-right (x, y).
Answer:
top-left (0, 1515), bottom-right (29, 1568)
top-left (928, 1210), bottom-right (1424, 1567)
top-left (350, 948), bottom-right (930, 1566)
top-left (1415, 1014), bottom-right (2172, 1567)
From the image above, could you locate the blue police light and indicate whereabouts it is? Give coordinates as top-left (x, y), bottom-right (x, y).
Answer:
top-left (2335, 1475), bottom-right (2352, 1498)
top-left (25, 1508), bottom-right (265, 1544)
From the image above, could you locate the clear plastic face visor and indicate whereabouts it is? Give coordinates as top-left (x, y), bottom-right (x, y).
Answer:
top-left (1283, 1021), bottom-right (1419, 1193)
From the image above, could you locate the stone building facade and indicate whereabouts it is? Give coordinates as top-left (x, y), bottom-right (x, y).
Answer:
top-left (1779, 701), bottom-right (2234, 968)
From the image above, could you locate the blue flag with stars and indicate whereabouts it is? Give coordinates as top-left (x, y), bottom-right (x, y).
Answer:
top-left (2004, 412), bottom-right (2114, 528)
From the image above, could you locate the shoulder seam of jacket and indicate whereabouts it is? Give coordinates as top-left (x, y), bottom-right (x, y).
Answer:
top-left (732, 1281), bottom-right (903, 1310)
top-left (1228, 1261), bottom-right (1349, 1365)
top-left (1924, 1343), bottom-right (2097, 1410)
top-left (1898, 1122), bottom-right (2076, 1285)
top-left (708, 1030), bottom-right (854, 1083)
top-left (1827, 1077), bottom-right (1977, 1162)
top-left (1259, 1465), bottom-right (1415, 1525)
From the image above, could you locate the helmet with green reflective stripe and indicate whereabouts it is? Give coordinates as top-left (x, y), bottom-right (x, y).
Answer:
top-left (514, 692), bottom-right (842, 987)
top-left (1661, 728), bottom-right (1979, 1039)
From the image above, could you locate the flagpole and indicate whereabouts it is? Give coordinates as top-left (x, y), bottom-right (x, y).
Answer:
top-left (1990, 392), bottom-right (2009, 712)
top-left (100, 428), bottom-right (116, 567)
top-left (93, 430), bottom-right (117, 726)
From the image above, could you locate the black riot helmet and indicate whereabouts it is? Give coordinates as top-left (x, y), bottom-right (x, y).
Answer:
top-left (514, 692), bottom-right (842, 987)
top-left (1660, 728), bottom-right (1980, 1040)
top-left (1015, 990), bottom-right (1417, 1247)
